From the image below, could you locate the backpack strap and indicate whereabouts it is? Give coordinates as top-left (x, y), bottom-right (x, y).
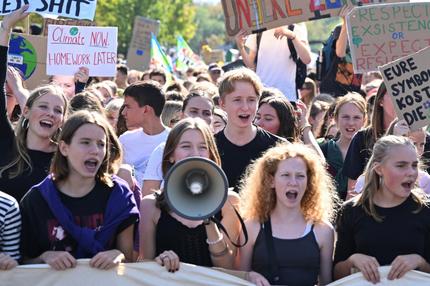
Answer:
top-left (254, 32), bottom-right (263, 67)
top-left (263, 218), bottom-right (281, 284)
top-left (287, 25), bottom-right (298, 63)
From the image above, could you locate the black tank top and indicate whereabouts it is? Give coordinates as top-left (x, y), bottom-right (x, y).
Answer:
top-left (251, 220), bottom-right (320, 286)
top-left (155, 209), bottom-right (214, 267)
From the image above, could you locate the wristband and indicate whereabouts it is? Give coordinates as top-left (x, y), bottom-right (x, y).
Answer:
top-left (206, 233), bottom-right (224, 245)
top-left (300, 123), bottom-right (312, 133)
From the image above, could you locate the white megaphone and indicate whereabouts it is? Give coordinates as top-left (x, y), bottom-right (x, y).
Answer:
top-left (164, 157), bottom-right (228, 220)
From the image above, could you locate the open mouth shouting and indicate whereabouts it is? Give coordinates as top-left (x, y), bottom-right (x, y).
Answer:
top-left (285, 190), bottom-right (298, 201)
top-left (39, 119), bottom-right (54, 129)
top-left (238, 114), bottom-right (251, 123)
top-left (84, 158), bottom-right (100, 173)
top-left (401, 180), bottom-right (414, 191)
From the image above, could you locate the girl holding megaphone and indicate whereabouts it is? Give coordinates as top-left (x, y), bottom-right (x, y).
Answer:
top-left (139, 117), bottom-right (241, 271)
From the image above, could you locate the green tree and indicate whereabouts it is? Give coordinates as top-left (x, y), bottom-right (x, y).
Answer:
top-left (95, 0), bottom-right (196, 54)
top-left (189, 3), bottom-right (226, 53)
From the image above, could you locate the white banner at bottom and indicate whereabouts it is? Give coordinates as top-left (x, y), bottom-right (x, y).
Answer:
top-left (0, 260), bottom-right (253, 286)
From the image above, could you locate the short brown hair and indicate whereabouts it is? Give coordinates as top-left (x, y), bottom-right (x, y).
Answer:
top-left (218, 68), bottom-right (263, 99)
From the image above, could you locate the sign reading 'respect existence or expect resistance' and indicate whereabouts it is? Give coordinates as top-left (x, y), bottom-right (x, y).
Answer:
top-left (47, 25), bottom-right (117, 77)
top-left (347, 2), bottom-right (430, 73)
top-left (379, 47), bottom-right (430, 131)
top-left (221, 0), bottom-right (407, 36)
top-left (0, 0), bottom-right (98, 20)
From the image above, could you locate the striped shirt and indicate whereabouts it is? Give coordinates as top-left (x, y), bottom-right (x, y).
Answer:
top-left (0, 191), bottom-right (21, 260)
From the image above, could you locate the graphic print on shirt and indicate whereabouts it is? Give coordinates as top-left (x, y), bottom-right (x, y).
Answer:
top-left (46, 213), bottom-right (104, 252)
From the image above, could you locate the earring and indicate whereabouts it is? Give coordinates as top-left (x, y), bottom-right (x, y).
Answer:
top-left (21, 118), bottom-right (29, 129)
top-left (379, 176), bottom-right (383, 188)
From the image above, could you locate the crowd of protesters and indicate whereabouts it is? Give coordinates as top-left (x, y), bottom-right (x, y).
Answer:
top-left (1, 4), bottom-right (430, 286)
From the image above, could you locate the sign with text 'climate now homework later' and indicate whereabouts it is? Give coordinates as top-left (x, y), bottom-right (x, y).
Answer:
top-left (47, 25), bottom-right (117, 77)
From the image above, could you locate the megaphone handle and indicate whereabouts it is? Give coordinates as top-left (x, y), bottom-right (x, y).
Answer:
top-left (209, 206), bottom-right (248, 248)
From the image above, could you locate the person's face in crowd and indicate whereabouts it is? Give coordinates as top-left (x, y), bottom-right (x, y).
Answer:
top-left (106, 109), bottom-right (120, 131)
top-left (272, 157), bottom-right (308, 209)
top-left (115, 71), bottom-right (127, 86)
top-left (183, 96), bottom-right (213, 126)
top-left (98, 87), bottom-right (112, 105)
top-left (299, 86), bottom-right (313, 107)
top-left (209, 70), bottom-right (222, 83)
top-left (380, 94), bottom-right (396, 124)
top-left (309, 110), bottom-right (326, 138)
top-left (255, 103), bottom-right (280, 135)
top-left (59, 123), bottom-right (106, 179)
top-left (375, 145), bottom-right (418, 202)
top-left (150, 75), bottom-right (166, 86)
top-left (5, 84), bottom-right (17, 118)
top-left (220, 81), bottom-right (258, 129)
top-left (212, 114), bottom-right (226, 134)
top-left (325, 124), bottom-right (338, 139)
top-left (122, 96), bottom-right (145, 128)
top-left (336, 103), bottom-right (365, 141)
top-left (24, 92), bottom-right (65, 139)
top-left (170, 129), bottom-right (210, 163)
top-left (51, 75), bottom-right (75, 99)
top-left (127, 71), bottom-right (141, 84)
top-left (168, 111), bottom-right (182, 128)
top-left (409, 130), bottom-right (426, 157)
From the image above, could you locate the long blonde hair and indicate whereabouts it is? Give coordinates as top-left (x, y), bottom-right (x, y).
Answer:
top-left (0, 85), bottom-right (67, 179)
top-left (239, 143), bottom-right (338, 223)
top-left (355, 135), bottom-right (428, 222)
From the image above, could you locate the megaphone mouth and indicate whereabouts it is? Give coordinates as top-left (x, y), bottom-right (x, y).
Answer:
top-left (185, 169), bottom-right (209, 195)
top-left (164, 157), bottom-right (229, 221)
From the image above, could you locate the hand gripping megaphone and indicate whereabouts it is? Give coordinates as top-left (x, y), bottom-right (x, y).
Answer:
top-left (164, 157), bottom-right (228, 221)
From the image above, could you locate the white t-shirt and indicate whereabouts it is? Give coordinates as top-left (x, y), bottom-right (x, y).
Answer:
top-left (354, 170), bottom-right (430, 194)
top-left (245, 24), bottom-right (308, 102)
top-left (142, 142), bottom-right (165, 182)
top-left (119, 128), bottom-right (169, 185)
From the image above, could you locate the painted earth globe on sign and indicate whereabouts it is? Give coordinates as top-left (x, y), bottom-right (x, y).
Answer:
top-left (8, 34), bottom-right (37, 80)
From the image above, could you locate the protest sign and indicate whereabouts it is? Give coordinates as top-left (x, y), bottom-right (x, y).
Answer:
top-left (43, 18), bottom-right (96, 36)
top-left (8, 33), bottom-right (48, 90)
top-left (221, 0), bottom-right (406, 36)
top-left (0, 0), bottom-right (98, 20)
top-left (379, 47), bottom-right (430, 131)
top-left (127, 16), bottom-right (160, 71)
top-left (47, 25), bottom-right (117, 77)
top-left (347, 2), bottom-right (430, 73)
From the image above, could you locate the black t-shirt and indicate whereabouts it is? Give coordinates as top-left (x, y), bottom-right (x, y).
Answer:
top-left (343, 130), bottom-right (371, 181)
top-left (0, 45), bottom-right (54, 202)
top-left (20, 180), bottom-right (136, 259)
top-left (334, 196), bottom-right (430, 266)
top-left (215, 127), bottom-right (284, 190)
top-left (0, 150), bottom-right (54, 203)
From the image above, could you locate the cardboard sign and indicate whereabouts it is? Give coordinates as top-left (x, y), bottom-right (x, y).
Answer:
top-left (379, 47), bottom-right (430, 131)
top-left (8, 33), bottom-right (49, 90)
top-left (47, 25), bottom-right (118, 77)
top-left (0, 0), bottom-right (98, 20)
top-left (127, 16), bottom-right (160, 71)
top-left (202, 49), bottom-right (224, 65)
top-left (221, 0), bottom-right (407, 36)
top-left (43, 18), bottom-right (96, 36)
top-left (347, 2), bottom-right (430, 73)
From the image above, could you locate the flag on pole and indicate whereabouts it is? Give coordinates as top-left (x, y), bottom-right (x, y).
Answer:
top-left (150, 33), bottom-right (173, 75)
top-left (176, 35), bottom-right (205, 71)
